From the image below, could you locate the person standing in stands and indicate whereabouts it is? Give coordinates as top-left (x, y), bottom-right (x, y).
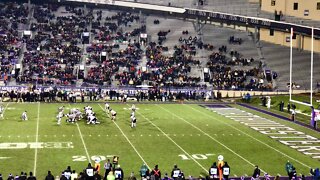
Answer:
top-left (71, 170), bottom-right (78, 180)
top-left (140, 164), bottom-right (149, 179)
top-left (289, 167), bottom-right (297, 180)
top-left (151, 165), bottom-right (161, 180)
top-left (171, 165), bottom-right (181, 180)
top-left (222, 162), bottom-right (230, 180)
top-left (95, 158), bottom-right (101, 175)
top-left (86, 163), bottom-right (95, 180)
top-left (114, 165), bottom-right (124, 180)
top-left (252, 165), bottom-right (260, 179)
top-left (285, 161), bottom-right (293, 178)
top-left (64, 166), bottom-right (72, 180)
top-left (104, 159), bottom-right (112, 180)
top-left (45, 171), bottom-right (54, 180)
top-left (26, 172), bottom-right (36, 180)
top-left (113, 156), bottom-right (119, 169)
top-left (107, 172), bottom-right (115, 180)
top-left (209, 162), bottom-right (218, 180)
top-left (128, 172), bottom-right (137, 180)
top-left (19, 172), bottom-right (26, 180)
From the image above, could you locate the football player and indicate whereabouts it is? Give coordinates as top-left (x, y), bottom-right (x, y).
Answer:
top-left (131, 115), bottom-right (136, 128)
top-left (21, 111), bottom-right (28, 121)
top-left (105, 102), bottom-right (110, 114)
top-left (57, 111), bottom-right (64, 125)
top-left (110, 109), bottom-right (117, 121)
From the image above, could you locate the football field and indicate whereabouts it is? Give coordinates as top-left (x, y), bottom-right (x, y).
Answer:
top-left (0, 102), bottom-right (319, 178)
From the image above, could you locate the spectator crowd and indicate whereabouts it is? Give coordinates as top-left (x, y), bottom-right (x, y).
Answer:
top-left (0, 1), bottom-right (273, 91)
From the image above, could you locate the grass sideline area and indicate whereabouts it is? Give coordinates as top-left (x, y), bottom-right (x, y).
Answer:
top-left (241, 94), bottom-right (320, 125)
top-left (0, 102), bottom-right (319, 178)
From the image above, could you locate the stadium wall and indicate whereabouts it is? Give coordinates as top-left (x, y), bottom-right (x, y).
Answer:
top-left (261, 0), bottom-right (320, 21)
top-left (260, 28), bottom-right (320, 52)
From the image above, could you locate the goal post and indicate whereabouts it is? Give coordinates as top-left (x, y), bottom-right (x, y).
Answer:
top-left (289, 27), bottom-right (314, 107)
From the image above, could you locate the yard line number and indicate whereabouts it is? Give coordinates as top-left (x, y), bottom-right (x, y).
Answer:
top-left (73, 154), bottom-right (215, 162)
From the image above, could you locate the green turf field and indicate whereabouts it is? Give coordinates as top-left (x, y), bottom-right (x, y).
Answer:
top-left (0, 102), bottom-right (319, 178)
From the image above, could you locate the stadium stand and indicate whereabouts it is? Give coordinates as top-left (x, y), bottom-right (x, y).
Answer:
top-left (0, 0), bottom-right (319, 93)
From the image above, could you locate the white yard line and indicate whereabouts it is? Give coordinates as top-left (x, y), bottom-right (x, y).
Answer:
top-left (185, 105), bottom-right (312, 169)
top-left (76, 123), bottom-right (91, 163)
top-left (129, 104), bottom-right (208, 172)
top-left (156, 104), bottom-right (266, 173)
top-left (33, 102), bottom-right (40, 175)
top-left (68, 104), bottom-right (91, 163)
top-left (98, 104), bottom-right (150, 169)
top-left (2, 102), bottom-right (10, 117)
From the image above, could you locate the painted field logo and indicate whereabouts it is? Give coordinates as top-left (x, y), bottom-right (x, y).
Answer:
top-left (210, 107), bottom-right (320, 159)
top-left (0, 142), bottom-right (73, 149)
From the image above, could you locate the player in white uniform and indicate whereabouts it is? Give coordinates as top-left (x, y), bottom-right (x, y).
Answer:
top-left (58, 106), bottom-right (65, 113)
top-left (87, 114), bottom-right (100, 124)
top-left (84, 105), bottom-right (92, 111)
top-left (0, 105), bottom-right (4, 119)
top-left (21, 111), bottom-right (28, 121)
top-left (66, 113), bottom-right (76, 123)
top-left (130, 115), bottom-right (136, 128)
top-left (110, 109), bottom-right (117, 121)
top-left (57, 111), bottom-right (64, 125)
top-left (131, 104), bottom-right (136, 111)
top-left (105, 103), bottom-right (110, 114)
top-left (74, 110), bottom-right (83, 121)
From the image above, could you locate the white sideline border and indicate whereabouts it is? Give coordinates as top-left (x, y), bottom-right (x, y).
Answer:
top-left (185, 104), bottom-right (312, 169)
top-left (156, 104), bottom-right (267, 174)
top-left (34, 102), bottom-right (40, 175)
top-left (98, 104), bottom-right (150, 169)
top-left (127, 104), bottom-right (208, 172)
